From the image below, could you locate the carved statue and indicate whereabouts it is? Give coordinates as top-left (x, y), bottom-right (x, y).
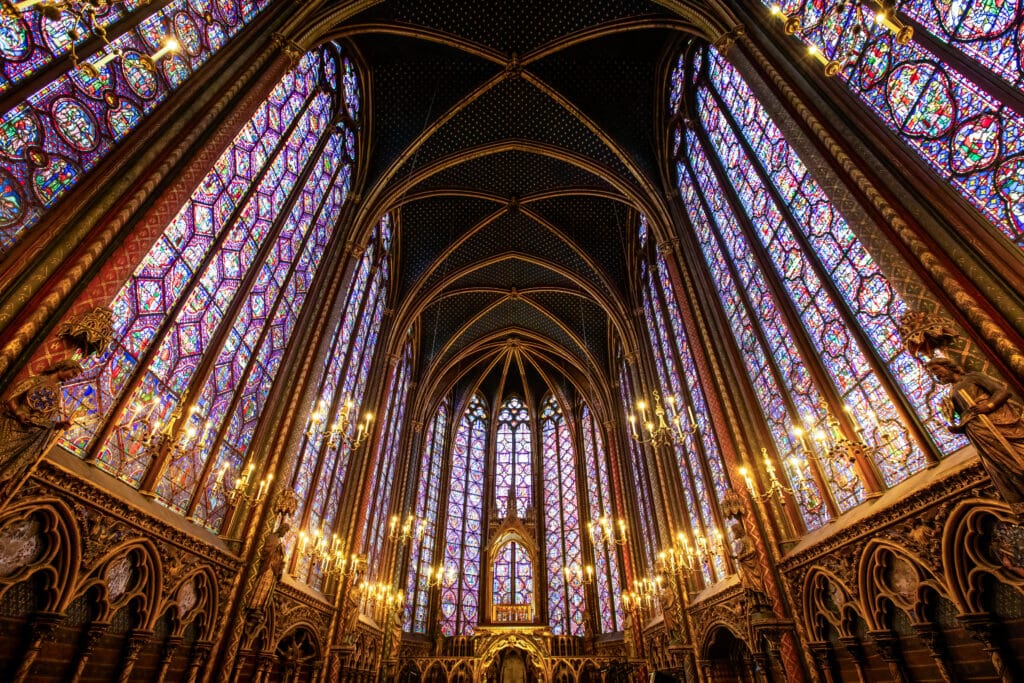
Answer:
top-left (657, 582), bottom-right (683, 643)
top-left (730, 523), bottom-right (770, 613)
top-left (248, 522), bottom-right (290, 613)
top-left (622, 612), bottom-right (636, 658)
top-left (581, 607), bottom-right (594, 641)
top-left (341, 585), bottom-right (362, 645)
top-left (388, 607), bottom-right (403, 659)
top-left (926, 357), bottom-right (1024, 515)
top-left (0, 360), bottom-right (83, 501)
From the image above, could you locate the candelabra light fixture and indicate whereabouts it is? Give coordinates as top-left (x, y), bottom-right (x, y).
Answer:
top-left (126, 399), bottom-right (214, 466)
top-left (621, 574), bottom-right (663, 611)
top-left (627, 391), bottom-right (697, 448)
top-left (563, 563), bottom-right (595, 587)
top-left (657, 527), bottom-right (725, 574)
top-left (292, 525), bottom-right (365, 579)
top-left (211, 461), bottom-right (273, 507)
top-left (589, 516), bottom-right (628, 546)
top-left (739, 448), bottom-right (787, 500)
top-left (769, 1), bottom-right (912, 76)
top-left (388, 513), bottom-right (427, 544)
top-left (360, 580), bottom-right (405, 615)
top-left (424, 563), bottom-right (456, 588)
top-left (307, 396), bottom-right (374, 450)
top-left (791, 403), bottom-right (901, 494)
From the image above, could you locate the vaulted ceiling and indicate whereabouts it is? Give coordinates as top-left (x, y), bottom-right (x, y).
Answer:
top-left (332, 0), bottom-right (717, 409)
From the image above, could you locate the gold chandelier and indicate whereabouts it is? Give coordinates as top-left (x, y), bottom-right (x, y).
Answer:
top-left (769, 1), bottom-right (913, 77)
top-left (627, 391), bottom-right (696, 448)
top-left (2, 0), bottom-right (180, 77)
top-left (307, 396), bottom-right (373, 450)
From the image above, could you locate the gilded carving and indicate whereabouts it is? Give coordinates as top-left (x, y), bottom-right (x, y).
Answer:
top-left (57, 306), bottom-right (115, 357)
top-left (0, 359), bottom-right (82, 505)
top-left (926, 357), bottom-right (1024, 515)
top-left (898, 311), bottom-right (959, 359)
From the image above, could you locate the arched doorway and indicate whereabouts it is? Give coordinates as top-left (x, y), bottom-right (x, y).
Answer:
top-left (271, 626), bottom-right (320, 682)
top-left (702, 626), bottom-right (757, 682)
top-left (496, 648), bottom-right (536, 683)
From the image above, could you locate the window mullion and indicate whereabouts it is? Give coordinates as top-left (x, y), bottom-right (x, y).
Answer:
top-left (183, 129), bottom-right (349, 518)
top-left (83, 86), bottom-right (321, 464)
top-left (707, 80), bottom-right (941, 468)
top-left (679, 133), bottom-right (840, 522)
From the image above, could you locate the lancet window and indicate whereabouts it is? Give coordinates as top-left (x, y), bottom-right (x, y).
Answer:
top-left (58, 45), bottom-right (360, 534)
top-left (288, 217), bottom-right (389, 586)
top-left (671, 44), bottom-right (966, 529)
top-left (0, 0), bottom-right (283, 252)
top-left (440, 394), bottom-right (487, 636)
top-left (639, 232), bottom-right (730, 584)
top-left (362, 339), bottom-right (414, 578)
top-left (405, 397), bottom-right (450, 633)
top-left (495, 396), bottom-right (532, 518)
top-left (580, 405), bottom-right (623, 633)
top-left (617, 357), bottom-right (658, 570)
top-left (540, 394), bottom-right (585, 635)
top-left (761, 1), bottom-right (1024, 250)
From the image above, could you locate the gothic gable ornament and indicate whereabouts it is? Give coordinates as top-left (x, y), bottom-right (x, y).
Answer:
top-left (57, 307), bottom-right (115, 358)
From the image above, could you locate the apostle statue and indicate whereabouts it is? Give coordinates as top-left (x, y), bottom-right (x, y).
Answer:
top-left (248, 522), bottom-right (290, 614)
top-left (730, 523), bottom-right (770, 614)
top-left (0, 359), bottom-right (83, 502)
top-left (926, 357), bottom-right (1024, 515)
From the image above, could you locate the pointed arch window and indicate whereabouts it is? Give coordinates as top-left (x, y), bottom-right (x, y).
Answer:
top-left (638, 235), bottom-right (730, 583)
top-left (58, 46), bottom-right (359, 533)
top-left (671, 45), bottom-right (966, 528)
top-left (440, 394), bottom-right (487, 636)
top-left (362, 337), bottom-right (413, 578)
top-left (493, 540), bottom-right (533, 619)
top-left (540, 394), bottom-right (585, 636)
top-left (289, 217), bottom-right (389, 586)
top-left (0, 0), bottom-right (292, 252)
top-left (495, 396), bottom-right (532, 518)
top-left (405, 396), bottom-right (450, 633)
top-left (617, 356), bottom-right (658, 569)
top-left (580, 405), bottom-right (623, 633)
top-left (760, 1), bottom-right (1024, 250)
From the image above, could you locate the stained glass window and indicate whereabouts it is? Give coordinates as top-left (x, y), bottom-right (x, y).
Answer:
top-left (638, 236), bottom-right (729, 583)
top-left (440, 394), bottom-right (487, 636)
top-left (617, 358), bottom-right (658, 569)
top-left (58, 46), bottom-right (359, 534)
top-left (405, 397), bottom-right (450, 633)
top-left (493, 541), bottom-right (533, 609)
top-left (494, 396), bottom-right (532, 518)
top-left (363, 340), bottom-right (413, 580)
top-left (671, 45), bottom-right (966, 528)
top-left (541, 395), bottom-right (585, 636)
top-left (762, 1), bottom-right (1024, 250)
top-left (288, 225), bottom-right (388, 587)
top-left (0, 0), bottom-right (276, 253)
top-left (581, 405), bottom-right (622, 633)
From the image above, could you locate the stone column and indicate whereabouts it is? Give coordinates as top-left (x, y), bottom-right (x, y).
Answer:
top-left (69, 621), bottom-right (109, 683)
top-left (13, 610), bottom-right (63, 683)
top-left (958, 612), bottom-right (1015, 683)
top-left (867, 631), bottom-right (909, 683)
